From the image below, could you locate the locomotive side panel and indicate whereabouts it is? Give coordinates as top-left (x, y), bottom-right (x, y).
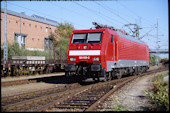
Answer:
top-left (118, 36), bottom-right (148, 61)
top-left (106, 32), bottom-right (149, 72)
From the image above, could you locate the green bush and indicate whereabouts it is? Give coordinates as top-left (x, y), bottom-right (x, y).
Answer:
top-left (146, 73), bottom-right (169, 111)
top-left (1, 42), bottom-right (49, 59)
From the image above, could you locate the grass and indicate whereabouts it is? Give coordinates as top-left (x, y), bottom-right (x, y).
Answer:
top-left (112, 98), bottom-right (129, 111)
top-left (114, 104), bottom-right (128, 111)
top-left (144, 73), bottom-right (169, 111)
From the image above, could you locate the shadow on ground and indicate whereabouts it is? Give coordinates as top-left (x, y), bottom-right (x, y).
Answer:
top-left (29, 75), bottom-right (97, 85)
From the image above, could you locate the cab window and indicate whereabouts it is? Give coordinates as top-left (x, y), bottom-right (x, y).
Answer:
top-left (71, 32), bottom-right (102, 44)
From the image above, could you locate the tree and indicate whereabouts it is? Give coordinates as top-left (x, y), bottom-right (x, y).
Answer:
top-left (51, 22), bottom-right (74, 60)
top-left (160, 58), bottom-right (169, 64)
top-left (51, 22), bottom-right (74, 46)
top-left (149, 54), bottom-right (161, 65)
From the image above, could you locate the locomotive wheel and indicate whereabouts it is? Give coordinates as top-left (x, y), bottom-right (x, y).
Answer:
top-left (117, 69), bottom-right (123, 79)
top-left (138, 67), bottom-right (142, 75)
top-left (106, 72), bottom-right (112, 81)
top-left (111, 71), bottom-right (115, 80)
top-left (93, 72), bottom-right (100, 82)
top-left (133, 67), bottom-right (138, 76)
top-left (102, 69), bottom-right (107, 82)
top-left (117, 74), bottom-right (122, 79)
top-left (65, 71), bottom-right (69, 77)
top-left (93, 77), bottom-right (100, 82)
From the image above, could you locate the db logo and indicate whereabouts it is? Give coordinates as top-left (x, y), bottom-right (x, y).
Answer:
top-left (83, 46), bottom-right (87, 49)
top-left (79, 56), bottom-right (90, 59)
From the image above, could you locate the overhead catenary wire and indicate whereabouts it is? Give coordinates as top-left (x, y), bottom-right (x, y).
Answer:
top-left (73, 1), bottom-right (123, 29)
top-left (118, 1), bottom-right (154, 27)
top-left (7, 2), bottom-right (89, 29)
top-left (118, 1), bottom-right (167, 38)
top-left (95, 1), bottom-right (131, 24)
top-left (48, 2), bottom-right (96, 23)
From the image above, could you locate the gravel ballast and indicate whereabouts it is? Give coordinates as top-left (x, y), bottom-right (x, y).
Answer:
top-left (97, 71), bottom-right (169, 111)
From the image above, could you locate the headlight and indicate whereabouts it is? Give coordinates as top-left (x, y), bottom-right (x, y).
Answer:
top-left (93, 57), bottom-right (100, 61)
top-left (70, 58), bottom-right (76, 61)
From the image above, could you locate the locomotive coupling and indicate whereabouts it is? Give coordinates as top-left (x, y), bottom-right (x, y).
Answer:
top-left (91, 63), bottom-right (101, 71)
top-left (65, 63), bottom-right (76, 71)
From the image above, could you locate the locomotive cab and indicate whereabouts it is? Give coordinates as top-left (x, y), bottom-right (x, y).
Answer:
top-left (65, 28), bottom-right (110, 81)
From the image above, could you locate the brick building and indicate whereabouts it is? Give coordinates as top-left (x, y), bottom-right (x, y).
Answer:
top-left (1, 8), bottom-right (58, 51)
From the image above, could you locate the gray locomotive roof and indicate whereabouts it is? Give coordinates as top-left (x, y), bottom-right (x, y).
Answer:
top-left (117, 31), bottom-right (146, 45)
top-left (1, 8), bottom-right (58, 26)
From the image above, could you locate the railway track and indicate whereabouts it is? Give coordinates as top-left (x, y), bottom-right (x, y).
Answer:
top-left (1, 83), bottom-right (82, 112)
top-left (46, 76), bottom-right (136, 112)
top-left (1, 67), bottom-right (168, 112)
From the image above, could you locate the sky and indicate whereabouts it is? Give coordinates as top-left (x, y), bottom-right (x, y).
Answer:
top-left (1, 0), bottom-right (169, 58)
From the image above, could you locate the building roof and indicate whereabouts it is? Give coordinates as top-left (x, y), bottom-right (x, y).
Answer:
top-left (1, 8), bottom-right (59, 26)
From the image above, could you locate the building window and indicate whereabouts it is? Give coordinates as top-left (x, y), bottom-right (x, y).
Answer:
top-left (49, 27), bottom-right (52, 32)
top-left (29, 24), bottom-right (31, 27)
top-left (44, 37), bottom-right (52, 49)
top-left (14, 33), bottom-right (27, 48)
top-left (46, 27), bottom-right (48, 32)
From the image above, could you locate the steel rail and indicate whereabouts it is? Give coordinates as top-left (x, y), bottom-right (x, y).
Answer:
top-left (42, 76), bottom-right (137, 111)
top-left (1, 83), bottom-right (81, 112)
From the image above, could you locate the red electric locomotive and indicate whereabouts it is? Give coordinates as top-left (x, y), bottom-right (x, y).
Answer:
top-left (65, 22), bottom-right (149, 81)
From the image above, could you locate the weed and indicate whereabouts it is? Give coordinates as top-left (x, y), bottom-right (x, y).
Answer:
top-left (144, 73), bottom-right (169, 111)
top-left (114, 104), bottom-right (128, 111)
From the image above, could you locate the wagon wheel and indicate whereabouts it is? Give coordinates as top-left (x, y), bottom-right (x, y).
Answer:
top-left (1, 69), bottom-right (4, 77)
top-left (26, 67), bottom-right (29, 75)
top-left (45, 67), bottom-right (49, 74)
top-left (19, 68), bottom-right (22, 76)
top-left (39, 67), bottom-right (43, 74)
top-left (13, 66), bottom-right (17, 76)
top-left (23, 67), bottom-right (25, 75)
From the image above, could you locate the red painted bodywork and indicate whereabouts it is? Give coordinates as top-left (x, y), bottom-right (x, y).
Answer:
top-left (67, 28), bottom-right (149, 71)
